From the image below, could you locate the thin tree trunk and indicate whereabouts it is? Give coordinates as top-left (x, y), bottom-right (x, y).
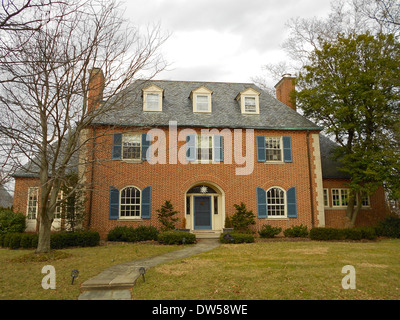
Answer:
top-left (36, 210), bottom-right (52, 253)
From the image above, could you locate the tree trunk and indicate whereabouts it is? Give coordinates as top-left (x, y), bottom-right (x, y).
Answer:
top-left (345, 191), bottom-right (362, 228)
top-left (36, 211), bottom-right (52, 253)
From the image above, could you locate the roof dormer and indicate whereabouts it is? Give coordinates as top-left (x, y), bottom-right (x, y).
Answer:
top-left (190, 86), bottom-right (213, 113)
top-left (235, 88), bottom-right (260, 114)
top-left (142, 84), bottom-right (164, 112)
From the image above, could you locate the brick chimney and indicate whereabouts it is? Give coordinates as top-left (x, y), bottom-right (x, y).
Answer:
top-left (274, 73), bottom-right (296, 111)
top-left (88, 68), bottom-right (105, 112)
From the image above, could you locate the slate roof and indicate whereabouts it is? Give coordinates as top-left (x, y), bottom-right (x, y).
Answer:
top-left (93, 80), bottom-right (322, 130)
top-left (319, 134), bottom-right (350, 179)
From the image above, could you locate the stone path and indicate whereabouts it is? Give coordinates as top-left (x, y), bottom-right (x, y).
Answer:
top-left (78, 239), bottom-right (221, 300)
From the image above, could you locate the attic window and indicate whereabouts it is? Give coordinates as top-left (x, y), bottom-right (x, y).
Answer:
top-left (191, 86), bottom-right (213, 113)
top-left (142, 84), bottom-right (163, 112)
top-left (236, 88), bottom-right (260, 114)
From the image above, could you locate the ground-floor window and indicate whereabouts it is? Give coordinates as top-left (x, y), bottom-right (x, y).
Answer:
top-left (27, 187), bottom-right (38, 219)
top-left (120, 186), bottom-right (141, 218)
top-left (266, 187), bottom-right (285, 217)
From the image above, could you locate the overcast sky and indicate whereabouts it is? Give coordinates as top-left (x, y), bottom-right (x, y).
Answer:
top-left (123, 0), bottom-right (332, 86)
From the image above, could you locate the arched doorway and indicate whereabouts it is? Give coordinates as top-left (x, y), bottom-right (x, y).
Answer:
top-left (185, 182), bottom-right (225, 232)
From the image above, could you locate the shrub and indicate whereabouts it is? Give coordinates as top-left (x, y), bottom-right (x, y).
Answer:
top-left (231, 203), bottom-right (256, 233)
top-left (377, 216), bottom-right (400, 238)
top-left (8, 233), bottom-right (22, 249)
top-left (343, 228), bottom-right (362, 240)
top-left (107, 226), bottom-right (159, 242)
top-left (157, 200), bottom-right (179, 231)
top-left (356, 226), bottom-right (377, 240)
top-left (157, 230), bottom-right (196, 245)
top-left (219, 232), bottom-right (255, 244)
top-left (309, 227), bottom-right (345, 240)
top-left (50, 231), bottom-right (100, 249)
top-left (258, 225), bottom-right (282, 238)
top-left (284, 224), bottom-right (309, 238)
top-left (133, 226), bottom-right (159, 241)
top-left (20, 233), bottom-right (38, 248)
top-left (0, 209), bottom-right (26, 234)
top-left (107, 226), bottom-right (132, 242)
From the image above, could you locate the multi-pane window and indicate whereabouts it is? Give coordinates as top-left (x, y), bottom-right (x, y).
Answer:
top-left (54, 191), bottom-right (63, 219)
top-left (267, 187), bottom-right (285, 217)
top-left (332, 189), bottom-right (341, 206)
top-left (120, 186), bottom-right (141, 218)
top-left (265, 137), bottom-right (282, 161)
top-left (361, 194), bottom-right (370, 207)
top-left (196, 95), bottom-right (209, 112)
top-left (145, 93), bottom-right (160, 111)
top-left (332, 189), bottom-right (351, 207)
top-left (27, 187), bottom-right (38, 219)
top-left (197, 135), bottom-right (213, 161)
top-left (122, 134), bottom-right (141, 160)
top-left (244, 97), bottom-right (256, 113)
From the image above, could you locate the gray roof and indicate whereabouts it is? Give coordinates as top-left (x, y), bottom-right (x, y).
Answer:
top-left (319, 134), bottom-right (350, 179)
top-left (94, 80), bottom-right (322, 130)
top-left (0, 185), bottom-right (13, 208)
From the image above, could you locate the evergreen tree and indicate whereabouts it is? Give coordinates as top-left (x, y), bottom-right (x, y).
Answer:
top-left (157, 200), bottom-right (179, 231)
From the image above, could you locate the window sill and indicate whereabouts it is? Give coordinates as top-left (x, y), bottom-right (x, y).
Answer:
top-left (118, 218), bottom-right (143, 221)
top-left (264, 161), bottom-right (284, 164)
top-left (267, 216), bottom-right (289, 220)
top-left (121, 159), bottom-right (143, 164)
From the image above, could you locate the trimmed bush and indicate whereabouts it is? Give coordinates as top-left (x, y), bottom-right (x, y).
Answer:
top-left (283, 224), bottom-right (309, 238)
top-left (20, 233), bottom-right (39, 248)
top-left (219, 232), bottom-right (255, 244)
top-left (157, 230), bottom-right (196, 245)
top-left (356, 226), bottom-right (377, 240)
top-left (258, 225), bottom-right (282, 238)
top-left (50, 231), bottom-right (100, 249)
top-left (343, 228), bottom-right (362, 240)
top-left (377, 216), bottom-right (400, 238)
top-left (107, 226), bottom-right (159, 242)
top-left (0, 209), bottom-right (26, 234)
top-left (310, 227), bottom-right (345, 240)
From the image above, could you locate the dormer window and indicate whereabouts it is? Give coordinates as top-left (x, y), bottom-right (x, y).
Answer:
top-left (190, 86), bottom-right (213, 113)
top-left (142, 84), bottom-right (163, 112)
top-left (236, 88), bottom-right (260, 114)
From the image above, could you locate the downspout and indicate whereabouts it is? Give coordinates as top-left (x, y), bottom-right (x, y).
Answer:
top-left (87, 126), bottom-right (96, 229)
top-left (306, 130), bottom-right (315, 228)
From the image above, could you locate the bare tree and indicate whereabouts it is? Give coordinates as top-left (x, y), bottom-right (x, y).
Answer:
top-left (0, 0), bottom-right (168, 253)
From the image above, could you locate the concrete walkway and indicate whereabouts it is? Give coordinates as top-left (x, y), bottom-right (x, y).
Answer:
top-left (78, 239), bottom-right (220, 300)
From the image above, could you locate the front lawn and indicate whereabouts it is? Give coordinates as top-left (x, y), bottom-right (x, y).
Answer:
top-left (133, 239), bottom-right (400, 300)
top-left (0, 242), bottom-right (181, 300)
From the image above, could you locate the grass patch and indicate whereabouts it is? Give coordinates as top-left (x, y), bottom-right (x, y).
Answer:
top-left (0, 243), bottom-right (181, 300)
top-left (132, 239), bottom-right (400, 300)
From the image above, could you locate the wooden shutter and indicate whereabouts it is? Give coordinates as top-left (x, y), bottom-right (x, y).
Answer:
top-left (186, 134), bottom-right (196, 161)
top-left (256, 136), bottom-right (266, 162)
top-left (141, 186), bottom-right (151, 219)
top-left (282, 136), bottom-right (293, 163)
top-left (287, 187), bottom-right (297, 218)
top-left (112, 133), bottom-right (122, 160)
top-left (256, 187), bottom-right (267, 218)
top-left (141, 133), bottom-right (151, 161)
top-left (214, 135), bottom-right (223, 162)
top-left (109, 186), bottom-right (119, 220)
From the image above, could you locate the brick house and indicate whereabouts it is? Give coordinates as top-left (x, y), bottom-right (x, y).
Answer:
top-left (12, 72), bottom-right (388, 238)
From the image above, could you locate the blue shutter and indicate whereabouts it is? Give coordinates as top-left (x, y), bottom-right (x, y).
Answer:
top-left (256, 187), bottom-right (267, 218)
top-left (214, 135), bottom-right (223, 162)
top-left (141, 186), bottom-right (151, 219)
top-left (283, 136), bottom-right (293, 163)
top-left (141, 133), bottom-right (151, 161)
top-left (112, 133), bottom-right (122, 160)
top-left (256, 136), bottom-right (266, 162)
top-left (109, 186), bottom-right (119, 220)
top-left (186, 134), bottom-right (196, 161)
top-left (287, 187), bottom-right (297, 218)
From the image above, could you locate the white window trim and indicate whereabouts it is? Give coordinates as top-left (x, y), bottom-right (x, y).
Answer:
top-left (265, 136), bottom-right (284, 163)
top-left (54, 190), bottom-right (63, 220)
top-left (194, 134), bottom-right (214, 163)
top-left (236, 88), bottom-right (261, 115)
top-left (194, 93), bottom-right (212, 113)
top-left (266, 186), bottom-right (287, 219)
top-left (330, 188), bottom-right (371, 208)
top-left (142, 85), bottom-right (163, 112)
top-left (122, 133), bottom-right (142, 161)
top-left (26, 187), bottom-right (39, 220)
top-left (323, 188), bottom-right (329, 207)
top-left (119, 185), bottom-right (142, 220)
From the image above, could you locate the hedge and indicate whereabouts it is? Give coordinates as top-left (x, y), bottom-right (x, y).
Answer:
top-left (309, 227), bottom-right (377, 241)
top-left (283, 224), bottom-right (309, 238)
top-left (376, 216), bottom-right (400, 238)
top-left (0, 231), bottom-right (99, 249)
top-left (0, 209), bottom-right (26, 234)
top-left (219, 232), bottom-right (255, 244)
top-left (157, 230), bottom-right (196, 245)
top-left (258, 225), bottom-right (282, 238)
top-left (107, 226), bottom-right (159, 242)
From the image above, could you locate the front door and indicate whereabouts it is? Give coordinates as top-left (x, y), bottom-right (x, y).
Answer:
top-left (194, 196), bottom-right (212, 230)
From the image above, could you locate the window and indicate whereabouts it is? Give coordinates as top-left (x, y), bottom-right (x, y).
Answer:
top-left (142, 84), bottom-right (163, 111)
top-left (323, 189), bottom-right (329, 207)
top-left (267, 187), bottom-right (286, 217)
top-left (186, 196), bottom-right (191, 215)
top-left (27, 187), bottom-right (38, 220)
top-left (191, 86), bottom-right (213, 113)
top-left (235, 88), bottom-right (260, 114)
top-left (145, 93), bottom-right (160, 111)
top-left (244, 97), bottom-right (256, 113)
top-left (54, 191), bottom-right (63, 219)
top-left (122, 134), bottom-right (141, 160)
top-left (361, 194), bottom-right (370, 207)
top-left (332, 189), bottom-right (351, 207)
top-left (196, 135), bottom-right (213, 161)
top-left (265, 137), bottom-right (282, 161)
top-left (120, 186), bottom-right (141, 218)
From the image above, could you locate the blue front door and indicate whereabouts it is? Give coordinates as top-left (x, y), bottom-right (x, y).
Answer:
top-left (194, 196), bottom-right (212, 230)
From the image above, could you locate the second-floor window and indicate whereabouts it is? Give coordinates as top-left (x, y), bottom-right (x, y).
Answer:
top-left (145, 93), bottom-right (160, 111)
top-left (197, 135), bottom-right (213, 161)
top-left (196, 95), bottom-right (210, 112)
top-left (265, 137), bottom-right (282, 162)
top-left (122, 134), bottom-right (141, 160)
top-left (244, 97), bottom-right (257, 113)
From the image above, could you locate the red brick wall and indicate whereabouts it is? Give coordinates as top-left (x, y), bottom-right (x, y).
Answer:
top-left (13, 177), bottom-right (40, 215)
top-left (84, 126), bottom-right (321, 238)
top-left (323, 179), bottom-right (389, 228)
